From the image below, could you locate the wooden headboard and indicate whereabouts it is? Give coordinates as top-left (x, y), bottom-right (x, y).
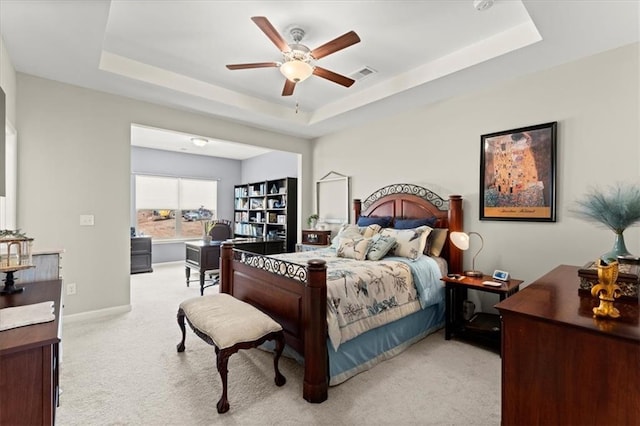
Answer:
top-left (353, 183), bottom-right (463, 274)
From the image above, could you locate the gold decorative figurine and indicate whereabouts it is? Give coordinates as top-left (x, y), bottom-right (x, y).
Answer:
top-left (591, 259), bottom-right (622, 318)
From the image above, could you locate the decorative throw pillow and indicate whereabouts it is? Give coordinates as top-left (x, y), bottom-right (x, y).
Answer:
top-left (336, 237), bottom-right (372, 261)
top-left (330, 223), bottom-right (382, 248)
top-left (359, 224), bottom-right (382, 238)
top-left (330, 224), bottom-right (363, 248)
top-left (381, 226), bottom-right (432, 260)
top-left (357, 216), bottom-right (392, 228)
top-left (366, 234), bottom-right (397, 261)
top-left (426, 228), bottom-right (448, 257)
top-left (394, 217), bottom-right (438, 229)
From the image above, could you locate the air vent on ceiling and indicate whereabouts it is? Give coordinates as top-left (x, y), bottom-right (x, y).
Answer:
top-left (350, 66), bottom-right (377, 81)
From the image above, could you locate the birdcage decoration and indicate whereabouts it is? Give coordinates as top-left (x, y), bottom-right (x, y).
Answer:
top-left (0, 230), bottom-right (35, 295)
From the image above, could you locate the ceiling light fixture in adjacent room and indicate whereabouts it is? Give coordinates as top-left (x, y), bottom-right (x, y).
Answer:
top-left (473, 0), bottom-right (494, 11)
top-left (191, 137), bottom-right (209, 147)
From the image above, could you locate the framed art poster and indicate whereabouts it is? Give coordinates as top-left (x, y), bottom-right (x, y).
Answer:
top-left (480, 121), bottom-right (557, 222)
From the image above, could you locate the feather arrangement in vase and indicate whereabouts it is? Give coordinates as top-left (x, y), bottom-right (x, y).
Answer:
top-left (571, 182), bottom-right (640, 260)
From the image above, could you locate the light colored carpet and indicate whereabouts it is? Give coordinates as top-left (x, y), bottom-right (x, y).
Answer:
top-left (56, 262), bottom-right (501, 425)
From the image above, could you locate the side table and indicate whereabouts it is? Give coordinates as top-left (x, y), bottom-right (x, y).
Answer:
top-left (441, 274), bottom-right (523, 352)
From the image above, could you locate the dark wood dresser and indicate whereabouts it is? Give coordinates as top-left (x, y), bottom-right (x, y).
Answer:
top-left (496, 265), bottom-right (639, 425)
top-left (131, 236), bottom-right (153, 274)
top-left (0, 280), bottom-right (62, 425)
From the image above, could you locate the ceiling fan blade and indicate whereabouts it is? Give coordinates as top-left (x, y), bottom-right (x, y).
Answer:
top-left (310, 31), bottom-right (360, 60)
top-left (251, 16), bottom-right (290, 52)
top-left (282, 79), bottom-right (296, 96)
top-left (313, 66), bottom-right (355, 87)
top-left (226, 62), bottom-right (279, 70)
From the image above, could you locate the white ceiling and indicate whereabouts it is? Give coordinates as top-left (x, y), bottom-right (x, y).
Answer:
top-left (1, 1), bottom-right (638, 158)
top-left (130, 124), bottom-right (272, 160)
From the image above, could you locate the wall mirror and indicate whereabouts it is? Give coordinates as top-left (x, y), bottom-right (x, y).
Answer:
top-left (316, 171), bottom-right (350, 227)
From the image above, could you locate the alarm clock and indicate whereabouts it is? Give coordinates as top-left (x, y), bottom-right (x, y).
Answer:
top-left (492, 269), bottom-right (510, 281)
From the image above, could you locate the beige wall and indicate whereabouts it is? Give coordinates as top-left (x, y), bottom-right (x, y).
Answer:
top-left (313, 43), bottom-right (640, 295)
top-left (16, 74), bottom-right (313, 315)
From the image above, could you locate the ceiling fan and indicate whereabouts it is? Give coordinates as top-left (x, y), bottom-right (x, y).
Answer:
top-left (226, 16), bottom-right (361, 96)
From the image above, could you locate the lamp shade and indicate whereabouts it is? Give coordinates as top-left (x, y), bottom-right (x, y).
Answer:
top-left (450, 231), bottom-right (470, 251)
top-left (280, 60), bottom-right (313, 83)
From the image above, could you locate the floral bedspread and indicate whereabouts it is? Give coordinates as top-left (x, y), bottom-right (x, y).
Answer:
top-left (270, 249), bottom-right (444, 350)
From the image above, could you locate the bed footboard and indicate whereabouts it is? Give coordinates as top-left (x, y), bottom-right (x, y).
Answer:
top-left (220, 242), bottom-right (328, 403)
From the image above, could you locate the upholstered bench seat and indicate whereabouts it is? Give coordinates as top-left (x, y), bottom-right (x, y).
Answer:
top-left (177, 293), bottom-right (286, 413)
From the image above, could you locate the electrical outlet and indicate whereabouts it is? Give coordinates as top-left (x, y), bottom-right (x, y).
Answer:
top-left (66, 283), bottom-right (77, 295)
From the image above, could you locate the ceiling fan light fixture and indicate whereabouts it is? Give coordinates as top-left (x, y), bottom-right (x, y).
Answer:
top-left (191, 137), bottom-right (208, 147)
top-left (280, 60), bottom-right (313, 83)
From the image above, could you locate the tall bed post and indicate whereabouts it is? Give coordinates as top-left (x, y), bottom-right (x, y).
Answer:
top-left (353, 199), bottom-right (362, 222)
top-left (303, 259), bottom-right (328, 403)
top-left (447, 195), bottom-right (463, 275)
top-left (220, 241), bottom-right (233, 294)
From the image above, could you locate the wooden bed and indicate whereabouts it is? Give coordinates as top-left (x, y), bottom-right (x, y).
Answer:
top-left (220, 184), bottom-right (463, 403)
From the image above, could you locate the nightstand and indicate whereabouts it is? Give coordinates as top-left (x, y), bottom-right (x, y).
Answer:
top-left (441, 274), bottom-right (523, 352)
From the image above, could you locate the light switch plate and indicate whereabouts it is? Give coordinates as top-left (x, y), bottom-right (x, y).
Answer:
top-left (80, 214), bottom-right (94, 226)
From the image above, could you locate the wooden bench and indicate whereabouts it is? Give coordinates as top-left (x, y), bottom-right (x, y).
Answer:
top-left (176, 293), bottom-right (286, 413)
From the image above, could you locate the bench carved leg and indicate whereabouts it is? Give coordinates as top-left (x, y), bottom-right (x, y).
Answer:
top-left (176, 308), bottom-right (186, 352)
top-left (273, 331), bottom-right (286, 387)
top-left (216, 347), bottom-right (232, 414)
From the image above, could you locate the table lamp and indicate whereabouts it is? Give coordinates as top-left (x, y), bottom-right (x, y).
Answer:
top-left (450, 231), bottom-right (484, 277)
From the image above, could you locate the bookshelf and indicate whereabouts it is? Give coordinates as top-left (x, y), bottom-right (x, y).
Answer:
top-left (233, 177), bottom-right (297, 252)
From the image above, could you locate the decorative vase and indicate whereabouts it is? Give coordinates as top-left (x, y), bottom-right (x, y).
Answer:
top-left (309, 219), bottom-right (317, 230)
top-left (601, 232), bottom-right (631, 261)
top-left (591, 259), bottom-right (622, 319)
top-left (202, 235), bottom-right (212, 244)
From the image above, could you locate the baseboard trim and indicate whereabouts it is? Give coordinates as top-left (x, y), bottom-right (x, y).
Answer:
top-left (63, 304), bottom-right (132, 323)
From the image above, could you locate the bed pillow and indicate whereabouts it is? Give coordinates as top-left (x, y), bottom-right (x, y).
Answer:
top-left (381, 225), bottom-right (432, 260)
top-left (357, 216), bottom-right (392, 228)
top-left (425, 228), bottom-right (448, 257)
top-left (336, 237), bottom-right (372, 261)
top-left (366, 234), bottom-right (397, 261)
top-left (394, 217), bottom-right (438, 229)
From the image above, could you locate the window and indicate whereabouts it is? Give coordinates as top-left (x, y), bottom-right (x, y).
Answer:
top-left (134, 175), bottom-right (217, 240)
